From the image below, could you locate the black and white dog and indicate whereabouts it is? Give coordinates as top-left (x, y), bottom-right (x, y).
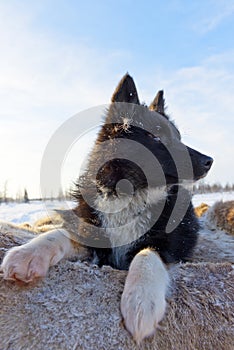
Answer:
top-left (1, 74), bottom-right (213, 344)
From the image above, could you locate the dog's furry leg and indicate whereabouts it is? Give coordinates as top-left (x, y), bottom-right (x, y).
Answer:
top-left (121, 248), bottom-right (169, 344)
top-left (1, 229), bottom-right (86, 283)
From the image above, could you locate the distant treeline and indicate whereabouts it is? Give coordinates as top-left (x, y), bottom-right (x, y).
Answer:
top-left (0, 182), bottom-right (233, 204)
top-left (0, 187), bottom-right (30, 204)
top-left (194, 182), bottom-right (234, 194)
top-left (0, 185), bottom-right (74, 204)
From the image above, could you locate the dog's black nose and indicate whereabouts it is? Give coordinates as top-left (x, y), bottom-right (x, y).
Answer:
top-left (202, 156), bottom-right (213, 171)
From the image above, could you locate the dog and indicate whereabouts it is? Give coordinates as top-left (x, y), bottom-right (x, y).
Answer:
top-left (1, 74), bottom-right (213, 344)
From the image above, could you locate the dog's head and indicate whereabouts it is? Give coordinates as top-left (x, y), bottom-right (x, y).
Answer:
top-left (92, 74), bottom-right (213, 194)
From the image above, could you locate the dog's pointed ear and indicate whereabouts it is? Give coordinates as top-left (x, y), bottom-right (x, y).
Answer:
top-left (149, 90), bottom-right (165, 115)
top-left (111, 73), bottom-right (140, 104)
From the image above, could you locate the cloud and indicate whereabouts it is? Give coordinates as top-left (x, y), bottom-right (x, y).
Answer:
top-left (192, 0), bottom-right (234, 34)
top-left (0, 2), bottom-right (135, 120)
top-left (202, 4), bottom-right (234, 33)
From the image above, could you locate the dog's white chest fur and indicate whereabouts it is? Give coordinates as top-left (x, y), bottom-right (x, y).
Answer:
top-left (95, 187), bottom-right (166, 267)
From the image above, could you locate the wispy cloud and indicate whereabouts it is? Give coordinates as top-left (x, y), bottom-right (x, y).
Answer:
top-left (0, 3), bottom-right (133, 117)
top-left (202, 8), bottom-right (234, 33)
top-left (192, 0), bottom-right (234, 34)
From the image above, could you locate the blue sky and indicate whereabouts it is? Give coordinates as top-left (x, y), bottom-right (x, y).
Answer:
top-left (0, 0), bottom-right (234, 198)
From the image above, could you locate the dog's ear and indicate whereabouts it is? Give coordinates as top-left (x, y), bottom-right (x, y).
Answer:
top-left (149, 90), bottom-right (165, 115)
top-left (111, 73), bottom-right (140, 104)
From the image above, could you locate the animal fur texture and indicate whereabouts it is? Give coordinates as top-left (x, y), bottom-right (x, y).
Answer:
top-left (0, 221), bottom-right (233, 350)
top-left (206, 200), bottom-right (234, 235)
top-left (1, 74), bottom-right (214, 344)
top-left (194, 202), bottom-right (210, 217)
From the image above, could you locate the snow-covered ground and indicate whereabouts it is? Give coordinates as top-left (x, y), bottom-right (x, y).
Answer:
top-left (192, 191), bottom-right (234, 207)
top-left (0, 192), bottom-right (234, 225)
top-left (0, 200), bottom-right (76, 225)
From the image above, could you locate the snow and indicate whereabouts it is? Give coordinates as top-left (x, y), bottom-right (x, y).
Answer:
top-left (0, 192), bottom-right (234, 225)
top-left (192, 191), bottom-right (234, 207)
top-left (0, 200), bottom-right (76, 224)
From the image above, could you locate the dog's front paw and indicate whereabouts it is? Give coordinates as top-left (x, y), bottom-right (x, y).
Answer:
top-left (121, 283), bottom-right (166, 344)
top-left (1, 243), bottom-right (51, 283)
top-left (120, 249), bottom-right (169, 344)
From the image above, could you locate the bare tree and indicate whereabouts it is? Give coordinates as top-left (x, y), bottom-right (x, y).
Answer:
top-left (24, 189), bottom-right (29, 203)
top-left (3, 181), bottom-right (8, 203)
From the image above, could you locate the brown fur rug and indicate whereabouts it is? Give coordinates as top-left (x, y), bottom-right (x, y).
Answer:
top-left (0, 209), bottom-right (234, 350)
